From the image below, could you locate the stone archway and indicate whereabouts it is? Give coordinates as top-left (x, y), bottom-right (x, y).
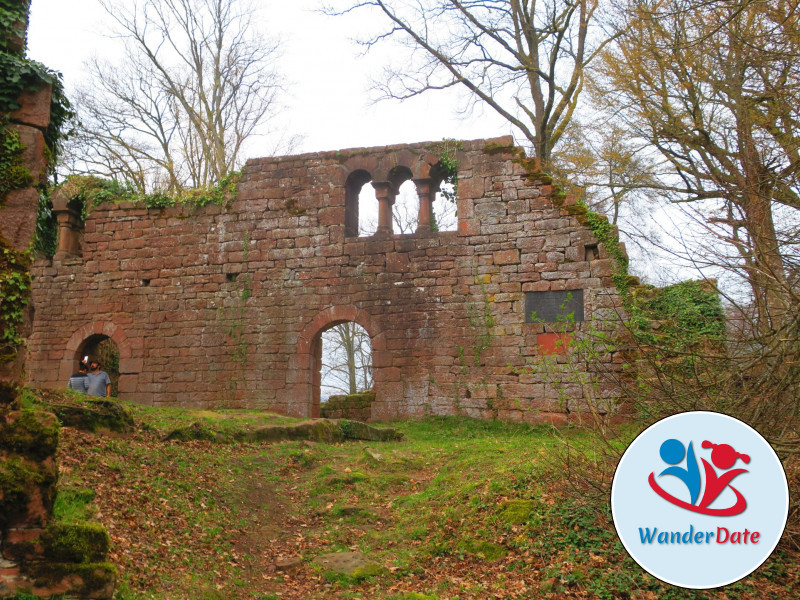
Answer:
top-left (59, 321), bottom-right (140, 396)
top-left (295, 306), bottom-right (385, 418)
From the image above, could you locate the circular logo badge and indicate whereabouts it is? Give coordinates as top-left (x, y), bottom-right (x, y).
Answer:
top-left (611, 411), bottom-right (789, 589)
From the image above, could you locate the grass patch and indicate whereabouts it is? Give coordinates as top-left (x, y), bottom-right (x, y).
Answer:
top-left (31, 389), bottom-right (797, 600)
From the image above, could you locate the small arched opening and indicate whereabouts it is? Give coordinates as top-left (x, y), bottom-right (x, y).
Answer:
top-left (345, 169), bottom-right (373, 237)
top-left (430, 161), bottom-right (458, 232)
top-left (393, 179), bottom-right (419, 234)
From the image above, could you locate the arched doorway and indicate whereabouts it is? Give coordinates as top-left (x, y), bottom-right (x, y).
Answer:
top-left (78, 334), bottom-right (120, 397)
top-left (320, 321), bottom-right (373, 402)
top-left (296, 306), bottom-right (385, 418)
top-left (59, 321), bottom-right (138, 398)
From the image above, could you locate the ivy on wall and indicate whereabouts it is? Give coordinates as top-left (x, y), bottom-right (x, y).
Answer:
top-left (0, 120), bottom-right (31, 203)
top-left (1, 0), bottom-right (72, 357)
top-left (56, 172), bottom-right (242, 219)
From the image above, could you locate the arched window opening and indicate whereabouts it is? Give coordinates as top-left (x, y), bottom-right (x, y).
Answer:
top-left (433, 181), bottom-right (458, 231)
top-left (345, 169), bottom-right (372, 237)
top-left (77, 334), bottom-right (121, 397)
top-left (393, 180), bottom-right (419, 234)
top-left (320, 321), bottom-right (373, 403)
top-left (358, 185), bottom-right (379, 237)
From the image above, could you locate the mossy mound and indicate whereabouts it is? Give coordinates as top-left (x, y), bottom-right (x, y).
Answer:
top-left (47, 398), bottom-right (135, 433)
top-left (164, 422), bottom-right (223, 442)
top-left (165, 418), bottom-right (404, 444)
top-left (325, 471), bottom-right (369, 486)
top-left (1, 409), bottom-right (60, 459)
top-left (312, 550), bottom-right (388, 581)
top-left (41, 522), bottom-right (110, 563)
top-left (497, 499), bottom-right (537, 524)
top-left (457, 539), bottom-right (508, 561)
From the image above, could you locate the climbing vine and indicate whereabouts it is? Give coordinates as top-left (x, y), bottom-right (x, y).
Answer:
top-left (0, 119), bottom-right (31, 204)
top-left (582, 206), bottom-right (632, 302)
top-left (0, 245), bottom-right (30, 361)
top-left (430, 138), bottom-right (462, 202)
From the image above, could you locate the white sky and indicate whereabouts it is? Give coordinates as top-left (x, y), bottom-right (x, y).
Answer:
top-left (25, 0), bottom-right (708, 288)
top-left (26, 0), bottom-right (512, 156)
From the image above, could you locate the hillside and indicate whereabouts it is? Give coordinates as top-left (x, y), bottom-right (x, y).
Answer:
top-left (22, 390), bottom-right (800, 600)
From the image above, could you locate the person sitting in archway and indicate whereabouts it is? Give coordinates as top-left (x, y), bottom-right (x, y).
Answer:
top-left (67, 361), bottom-right (89, 393)
top-left (86, 359), bottom-right (112, 398)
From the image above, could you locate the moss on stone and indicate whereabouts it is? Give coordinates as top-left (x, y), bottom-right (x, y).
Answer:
top-left (164, 421), bottom-right (220, 442)
top-left (497, 499), bottom-right (537, 524)
top-left (1, 409), bottom-right (60, 459)
top-left (482, 141), bottom-right (522, 157)
top-left (0, 455), bottom-right (57, 528)
top-left (457, 539), bottom-right (508, 561)
top-left (164, 418), bottom-right (405, 444)
top-left (47, 398), bottom-right (134, 433)
top-left (41, 522), bottom-right (110, 563)
top-left (349, 561), bottom-right (389, 581)
top-left (23, 561), bottom-right (117, 599)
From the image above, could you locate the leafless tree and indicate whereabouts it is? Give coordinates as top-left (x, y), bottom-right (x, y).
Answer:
top-left (327, 0), bottom-right (616, 164)
top-left (321, 322), bottom-right (373, 398)
top-left (67, 0), bottom-right (284, 191)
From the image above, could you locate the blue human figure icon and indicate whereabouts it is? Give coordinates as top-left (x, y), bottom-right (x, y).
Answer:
top-left (658, 438), bottom-right (701, 505)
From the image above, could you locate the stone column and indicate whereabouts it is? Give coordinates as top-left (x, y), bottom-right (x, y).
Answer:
top-left (373, 182), bottom-right (396, 237)
top-left (414, 178), bottom-right (436, 233)
top-left (51, 189), bottom-right (83, 258)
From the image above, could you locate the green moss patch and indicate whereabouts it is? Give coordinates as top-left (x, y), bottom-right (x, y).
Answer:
top-left (0, 455), bottom-right (57, 528)
top-left (163, 418), bottom-right (404, 444)
top-left (497, 499), bottom-right (537, 524)
top-left (1, 409), bottom-right (60, 459)
top-left (164, 421), bottom-right (221, 442)
top-left (40, 522), bottom-right (110, 563)
top-left (42, 397), bottom-right (135, 433)
top-left (457, 539), bottom-right (508, 561)
top-left (349, 561), bottom-right (389, 581)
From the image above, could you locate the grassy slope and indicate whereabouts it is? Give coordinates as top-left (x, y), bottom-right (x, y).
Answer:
top-left (31, 392), bottom-right (799, 600)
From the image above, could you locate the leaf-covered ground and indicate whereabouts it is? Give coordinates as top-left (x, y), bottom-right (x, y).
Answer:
top-left (45, 398), bottom-right (799, 600)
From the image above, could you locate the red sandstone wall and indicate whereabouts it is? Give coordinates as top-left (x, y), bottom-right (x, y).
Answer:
top-left (28, 137), bottom-right (625, 422)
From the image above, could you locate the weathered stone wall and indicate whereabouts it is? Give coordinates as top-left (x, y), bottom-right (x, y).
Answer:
top-left (321, 392), bottom-right (375, 421)
top-left (28, 136), bottom-right (625, 422)
top-left (2, 3), bottom-right (116, 597)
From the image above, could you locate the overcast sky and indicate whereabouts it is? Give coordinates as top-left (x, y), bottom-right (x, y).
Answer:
top-left (26, 0), bottom-right (713, 287)
top-left (26, 0), bottom-right (512, 157)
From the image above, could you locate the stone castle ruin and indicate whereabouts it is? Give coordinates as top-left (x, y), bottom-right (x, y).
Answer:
top-left (28, 136), bottom-right (626, 423)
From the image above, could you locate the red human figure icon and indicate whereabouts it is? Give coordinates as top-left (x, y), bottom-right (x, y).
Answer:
top-left (698, 441), bottom-right (750, 511)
